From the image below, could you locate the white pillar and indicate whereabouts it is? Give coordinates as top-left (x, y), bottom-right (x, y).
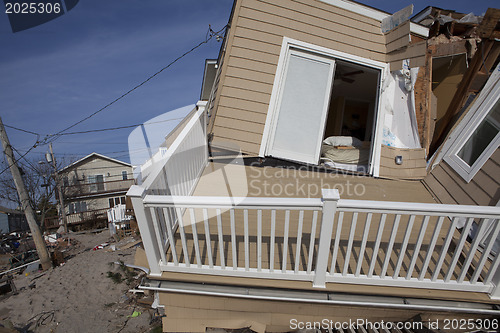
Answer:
top-left (128, 185), bottom-right (162, 276)
top-left (313, 188), bottom-right (340, 288)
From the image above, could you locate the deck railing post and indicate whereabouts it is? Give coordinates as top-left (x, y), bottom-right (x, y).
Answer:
top-left (127, 185), bottom-right (162, 276)
top-left (313, 188), bottom-right (340, 288)
top-left (490, 266), bottom-right (500, 299)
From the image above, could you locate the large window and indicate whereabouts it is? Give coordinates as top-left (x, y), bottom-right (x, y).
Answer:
top-left (88, 174), bottom-right (105, 192)
top-left (444, 72), bottom-right (500, 182)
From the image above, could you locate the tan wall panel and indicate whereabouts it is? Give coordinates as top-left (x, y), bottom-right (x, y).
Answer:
top-left (230, 45), bottom-right (280, 65)
top-left (233, 25), bottom-right (284, 46)
top-left (226, 56), bottom-right (277, 75)
top-left (430, 165), bottom-right (476, 205)
top-left (291, 0), bottom-right (381, 29)
top-left (379, 145), bottom-right (427, 179)
top-left (216, 116), bottom-right (265, 134)
top-left (423, 170), bottom-right (458, 204)
top-left (243, 0), bottom-right (385, 45)
top-left (225, 66), bottom-right (275, 85)
top-left (384, 21), bottom-right (411, 45)
top-left (217, 106), bottom-right (268, 124)
top-left (220, 86), bottom-right (271, 105)
top-left (213, 125), bottom-right (263, 146)
top-left (222, 76), bottom-right (273, 95)
top-left (218, 96), bottom-right (269, 115)
top-left (231, 36), bottom-right (282, 57)
top-left (424, 149), bottom-right (500, 206)
top-left (236, 16), bottom-right (384, 61)
top-left (212, 137), bottom-right (261, 155)
top-left (238, 5), bottom-right (385, 54)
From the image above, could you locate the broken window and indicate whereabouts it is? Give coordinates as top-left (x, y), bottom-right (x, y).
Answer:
top-left (444, 67), bottom-right (500, 182)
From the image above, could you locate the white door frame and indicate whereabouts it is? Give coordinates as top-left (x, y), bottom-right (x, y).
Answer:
top-left (260, 37), bottom-right (389, 176)
top-left (265, 48), bottom-right (337, 165)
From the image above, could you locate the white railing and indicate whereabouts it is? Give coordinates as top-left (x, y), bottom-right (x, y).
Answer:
top-left (129, 186), bottom-right (500, 299)
top-left (141, 101), bottom-right (208, 196)
top-left (128, 101), bottom-right (208, 275)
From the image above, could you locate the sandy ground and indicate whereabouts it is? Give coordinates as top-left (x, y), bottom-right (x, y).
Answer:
top-left (0, 231), bottom-right (159, 333)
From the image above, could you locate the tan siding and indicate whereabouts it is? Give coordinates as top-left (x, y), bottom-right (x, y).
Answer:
top-left (217, 106), bottom-right (268, 123)
top-left (226, 56), bottom-right (277, 75)
top-left (211, 0), bottom-right (388, 155)
top-left (213, 125), bottom-right (262, 144)
top-left (423, 170), bottom-right (458, 204)
top-left (230, 45), bottom-right (280, 65)
top-left (222, 76), bottom-right (273, 95)
top-left (215, 116), bottom-right (265, 134)
top-left (233, 25), bottom-right (283, 46)
top-left (225, 66), bottom-right (275, 85)
top-left (220, 86), bottom-right (271, 105)
top-left (212, 136), bottom-right (261, 155)
top-left (388, 41), bottom-right (426, 71)
top-left (424, 149), bottom-right (500, 206)
top-left (378, 145), bottom-right (427, 179)
top-left (241, 0), bottom-right (385, 48)
top-left (385, 21), bottom-right (411, 53)
top-left (237, 16), bottom-right (385, 60)
top-left (218, 96), bottom-right (269, 115)
top-left (231, 36), bottom-right (282, 57)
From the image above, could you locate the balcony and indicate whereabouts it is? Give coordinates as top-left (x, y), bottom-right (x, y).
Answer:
top-left (63, 178), bottom-right (135, 199)
top-left (128, 103), bottom-right (500, 303)
top-left (44, 208), bottom-right (109, 230)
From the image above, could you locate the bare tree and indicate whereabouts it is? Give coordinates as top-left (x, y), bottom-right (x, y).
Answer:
top-left (0, 155), bottom-right (74, 229)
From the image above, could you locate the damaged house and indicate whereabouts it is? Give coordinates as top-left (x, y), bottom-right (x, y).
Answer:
top-left (45, 153), bottom-right (135, 230)
top-left (128, 0), bottom-right (500, 332)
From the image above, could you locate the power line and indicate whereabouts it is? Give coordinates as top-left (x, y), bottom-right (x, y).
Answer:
top-left (0, 142), bottom-right (39, 177)
top-left (44, 24), bottom-right (227, 144)
top-left (55, 116), bottom-right (186, 135)
top-left (3, 124), bottom-right (41, 136)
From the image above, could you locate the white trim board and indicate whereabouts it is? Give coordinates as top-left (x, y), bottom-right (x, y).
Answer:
top-left (259, 37), bottom-right (390, 177)
top-left (318, 0), bottom-right (429, 37)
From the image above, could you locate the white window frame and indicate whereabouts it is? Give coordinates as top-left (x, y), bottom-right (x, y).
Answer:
top-left (260, 37), bottom-right (389, 176)
top-left (443, 70), bottom-right (500, 183)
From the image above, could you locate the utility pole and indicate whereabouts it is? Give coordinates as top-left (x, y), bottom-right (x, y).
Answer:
top-left (48, 143), bottom-right (68, 234)
top-left (0, 116), bottom-right (52, 270)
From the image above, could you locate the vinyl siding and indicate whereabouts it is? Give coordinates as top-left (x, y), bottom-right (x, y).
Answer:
top-left (210, 0), bottom-right (388, 155)
top-left (423, 148), bottom-right (500, 206)
top-left (378, 145), bottom-right (428, 179)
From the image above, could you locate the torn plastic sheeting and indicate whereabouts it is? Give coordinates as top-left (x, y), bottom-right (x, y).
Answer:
top-left (381, 60), bottom-right (421, 149)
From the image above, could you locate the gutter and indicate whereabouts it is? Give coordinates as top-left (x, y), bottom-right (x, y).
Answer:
top-left (140, 279), bottom-right (500, 316)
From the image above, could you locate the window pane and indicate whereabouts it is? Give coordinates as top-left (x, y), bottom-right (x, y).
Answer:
top-left (96, 175), bottom-right (105, 191)
top-left (458, 99), bottom-right (500, 166)
top-left (109, 198), bottom-right (114, 208)
top-left (270, 52), bottom-right (334, 164)
top-left (122, 171), bottom-right (128, 180)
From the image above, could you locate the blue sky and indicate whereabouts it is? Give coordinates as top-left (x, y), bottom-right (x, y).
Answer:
top-left (0, 0), bottom-right (494, 166)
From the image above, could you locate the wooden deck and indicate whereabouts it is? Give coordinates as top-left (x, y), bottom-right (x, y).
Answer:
top-left (193, 160), bottom-right (438, 202)
top-left (156, 161), bottom-right (498, 304)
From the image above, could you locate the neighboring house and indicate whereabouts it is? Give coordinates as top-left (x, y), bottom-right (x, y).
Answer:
top-left (45, 153), bottom-right (134, 229)
top-left (0, 206), bottom-right (29, 234)
top-left (129, 1), bottom-right (500, 332)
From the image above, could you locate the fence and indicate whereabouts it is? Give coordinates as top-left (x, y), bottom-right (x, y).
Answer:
top-left (129, 187), bottom-right (500, 299)
top-left (44, 208), bottom-right (109, 229)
